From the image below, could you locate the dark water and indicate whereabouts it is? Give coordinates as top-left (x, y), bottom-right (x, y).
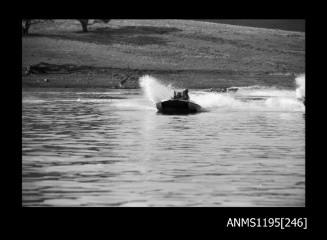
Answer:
top-left (22, 87), bottom-right (305, 207)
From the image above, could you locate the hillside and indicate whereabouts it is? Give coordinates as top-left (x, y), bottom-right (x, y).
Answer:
top-left (22, 19), bottom-right (305, 89)
top-left (195, 20), bottom-right (305, 32)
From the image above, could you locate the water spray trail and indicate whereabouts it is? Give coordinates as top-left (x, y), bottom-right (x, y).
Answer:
top-left (190, 92), bottom-right (242, 109)
top-left (139, 75), bottom-right (174, 103)
top-left (138, 75), bottom-right (305, 112)
top-left (295, 74), bottom-right (305, 102)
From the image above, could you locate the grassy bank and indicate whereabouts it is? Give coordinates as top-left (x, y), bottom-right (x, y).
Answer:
top-left (194, 20), bottom-right (305, 32)
top-left (22, 20), bottom-right (305, 89)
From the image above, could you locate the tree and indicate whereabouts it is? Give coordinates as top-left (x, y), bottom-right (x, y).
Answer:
top-left (78, 19), bottom-right (89, 32)
top-left (22, 19), bottom-right (54, 36)
top-left (77, 19), bottom-right (111, 32)
top-left (22, 19), bottom-right (31, 36)
top-left (22, 19), bottom-right (111, 35)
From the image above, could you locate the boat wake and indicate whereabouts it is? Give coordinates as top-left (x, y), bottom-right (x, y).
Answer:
top-left (139, 75), bottom-right (305, 112)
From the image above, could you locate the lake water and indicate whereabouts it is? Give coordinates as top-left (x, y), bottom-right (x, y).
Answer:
top-left (22, 77), bottom-right (305, 207)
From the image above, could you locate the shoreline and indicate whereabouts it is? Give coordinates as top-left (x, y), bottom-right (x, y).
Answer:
top-left (22, 63), bottom-right (297, 90)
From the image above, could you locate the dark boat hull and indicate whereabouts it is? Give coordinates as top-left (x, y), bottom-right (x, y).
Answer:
top-left (156, 99), bottom-right (202, 114)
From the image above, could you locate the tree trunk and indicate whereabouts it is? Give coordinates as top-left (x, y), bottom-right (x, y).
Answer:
top-left (78, 19), bottom-right (89, 32)
top-left (22, 20), bottom-right (31, 36)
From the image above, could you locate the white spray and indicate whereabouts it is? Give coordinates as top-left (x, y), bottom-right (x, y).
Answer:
top-left (138, 75), bottom-right (240, 108)
top-left (295, 74), bottom-right (305, 102)
top-left (138, 75), bottom-right (305, 112)
top-left (189, 92), bottom-right (242, 108)
top-left (139, 75), bottom-right (174, 103)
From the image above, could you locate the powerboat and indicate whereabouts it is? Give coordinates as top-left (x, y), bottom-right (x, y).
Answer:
top-left (156, 89), bottom-right (202, 114)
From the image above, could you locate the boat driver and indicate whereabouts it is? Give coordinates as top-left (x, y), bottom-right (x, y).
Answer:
top-left (183, 89), bottom-right (189, 100)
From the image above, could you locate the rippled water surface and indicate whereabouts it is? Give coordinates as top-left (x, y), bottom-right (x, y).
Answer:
top-left (22, 88), bottom-right (305, 207)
